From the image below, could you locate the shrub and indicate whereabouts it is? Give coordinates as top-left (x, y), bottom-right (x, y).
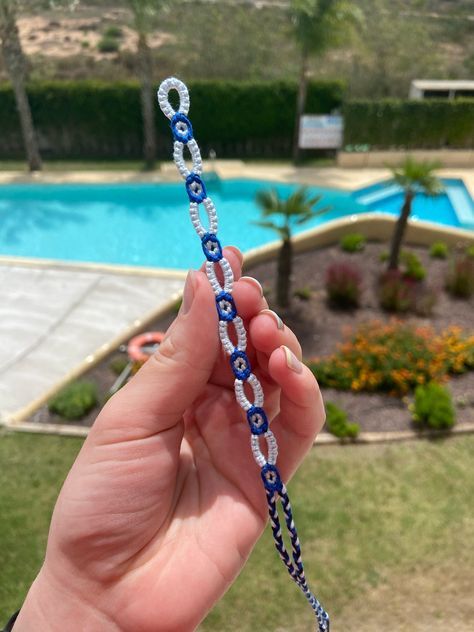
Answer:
top-left (378, 270), bottom-right (415, 313)
top-left (308, 322), bottom-right (474, 395)
top-left (325, 402), bottom-right (359, 439)
top-left (446, 255), bottom-right (474, 298)
top-left (429, 241), bottom-right (449, 259)
top-left (343, 99), bottom-right (474, 149)
top-left (411, 382), bottom-right (455, 430)
top-left (340, 233), bottom-right (366, 253)
top-left (98, 36), bottom-right (120, 53)
top-left (377, 270), bottom-right (437, 315)
top-left (467, 244), bottom-right (474, 259)
top-left (325, 261), bottom-right (363, 308)
top-left (104, 25), bottom-right (123, 39)
top-left (401, 251), bottom-right (426, 281)
top-left (294, 286), bottom-right (312, 300)
top-left (48, 380), bottom-right (98, 420)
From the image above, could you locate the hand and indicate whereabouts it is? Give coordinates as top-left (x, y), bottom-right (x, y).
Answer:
top-left (15, 248), bottom-right (325, 632)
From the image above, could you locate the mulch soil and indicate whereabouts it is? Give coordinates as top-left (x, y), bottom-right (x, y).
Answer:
top-left (30, 243), bottom-right (474, 433)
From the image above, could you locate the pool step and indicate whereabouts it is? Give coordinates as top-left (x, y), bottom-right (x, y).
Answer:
top-left (447, 185), bottom-right (474, 230)
top-left (356, 184), bottom-right (400, 206)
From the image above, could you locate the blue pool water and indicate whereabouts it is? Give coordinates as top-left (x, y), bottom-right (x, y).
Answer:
top-left (0, 178), bottom-right (472, 269)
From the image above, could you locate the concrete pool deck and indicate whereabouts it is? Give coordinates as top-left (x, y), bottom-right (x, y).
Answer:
top-left (0, 163), bottom-right (473, 424)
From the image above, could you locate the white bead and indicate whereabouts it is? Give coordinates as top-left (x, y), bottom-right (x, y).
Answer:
top-left (234, 373), bottom-right (264, 411)
top-left (205, 257), bottom-right (234, 294)
top-left (189, 198), bottom-right (218, 238)
top-left (157, 77), bottom-right (190, 119)
top-left (250, 430), bottom-right (279, 468)
top-left (173, 139), bottom-right (202, 179)
top-left (219, 316), bottom-right (246, 355)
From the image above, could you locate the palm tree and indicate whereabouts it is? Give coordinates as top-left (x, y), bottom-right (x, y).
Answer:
top-left (388, 157), bottom-right (443, 271)
top-left (290, 0), bottom-right (361, 163)
top-left (0, 0), bottom-right (42, 171)
top-left (127, 0), bottom-right (166, 170)
top-left (255, 187), bottom-right (328, 308)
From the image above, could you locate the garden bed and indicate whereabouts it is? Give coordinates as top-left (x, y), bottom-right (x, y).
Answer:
top-left (29, 242), bottom-right (474, 434)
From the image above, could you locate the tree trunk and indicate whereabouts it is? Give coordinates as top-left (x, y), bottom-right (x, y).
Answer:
top-left (137, 31), bottom-right (156, 170)
top-left (276, 237), bottom-right (292, 308)
top-left (292, 48), bottom-right (309, 165)
top-left (388, 191), bottom-right (414, 270)
top-left (0, 3), bottom-right (42, 171)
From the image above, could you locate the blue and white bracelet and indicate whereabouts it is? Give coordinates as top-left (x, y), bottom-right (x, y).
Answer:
top-left (158, 77), bottom-right (330, 632)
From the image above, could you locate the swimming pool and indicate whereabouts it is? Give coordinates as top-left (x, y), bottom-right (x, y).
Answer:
top-left (0, 178), bottom-right (472, 269)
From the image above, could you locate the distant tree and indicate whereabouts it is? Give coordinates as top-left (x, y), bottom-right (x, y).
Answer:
top-left (0, 0), bottom-right (42, 171)
top-left (289, 0), bottom-right (361, 163)
top-left (127, 0), bottom-right (167, 170)
top-left (388, 157), bottom-right (443, 271)
top-left (255, 187), bottom-right (327, 307)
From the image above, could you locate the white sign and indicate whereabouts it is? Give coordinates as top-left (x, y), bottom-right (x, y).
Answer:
top-left (299, 115), bottom-right (343, 149)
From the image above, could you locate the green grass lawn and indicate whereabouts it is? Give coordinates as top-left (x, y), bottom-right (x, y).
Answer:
top-left (1, 431), bottom-right (473, 630)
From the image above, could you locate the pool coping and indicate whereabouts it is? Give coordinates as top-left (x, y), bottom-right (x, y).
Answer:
top-left (2, 212), bottom-right (473, 428)
top-left (2, 414), bottom-right (473, 447)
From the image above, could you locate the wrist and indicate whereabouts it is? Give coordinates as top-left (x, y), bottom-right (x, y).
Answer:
top-left (13, 565), bottom-right (121, 632)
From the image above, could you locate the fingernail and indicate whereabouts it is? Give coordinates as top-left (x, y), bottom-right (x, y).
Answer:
top-left (281, 345), bottom-right (303, 374)
top-left (240, 276), bottom-right (263, 297)
top-left (226, 245), bottom-right (244, 266)
top-left (260, 308), bottom-right (284, 331)
top-left (181, 270), bottom-right (196, 315)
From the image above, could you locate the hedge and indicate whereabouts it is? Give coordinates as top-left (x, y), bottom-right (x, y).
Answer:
top-left (0, 79), bottom-right (345, 160)
top-left (344, 99), bottom-right (474, 149)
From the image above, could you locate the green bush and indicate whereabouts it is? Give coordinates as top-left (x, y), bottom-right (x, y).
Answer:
top-left (344, 99), bottom-right (474, 149)
top-left (401, 251), bottom-right (426, 281)
top-left (430, 241), bottom-right (449, 259)
top-left (446, 255), bottom-right (474, 298)
top-left (104, 25), bottom-right (123, 39)
top-left (0, 79), bottom-right (344, 159)
top-left (48, 381), bottom-right (98, 420)
top-left (294, 286), bottom-right (312, 300)
top-left (466, 244), bottom-right (474, 259)
top-left (325, 402), bottom-right (359, 439)
top-left (98, 37), bottom-right (120, 53)
top-left (411, 382), bottom-right (455, 430)
top-left (340, 233), bottom-right (366, 253)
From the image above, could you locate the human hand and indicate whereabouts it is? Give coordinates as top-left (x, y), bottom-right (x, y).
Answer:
top-left (15, 248), bottom-right (325, 632)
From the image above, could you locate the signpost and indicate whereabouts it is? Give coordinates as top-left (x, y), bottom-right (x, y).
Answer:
top-left (298, 114), bottom-right (343, 149)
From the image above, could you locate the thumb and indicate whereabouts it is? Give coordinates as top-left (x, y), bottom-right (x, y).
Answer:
top-left (94, 269), bottom-right (219, 441)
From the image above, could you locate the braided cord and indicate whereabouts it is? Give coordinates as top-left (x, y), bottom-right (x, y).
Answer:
top-left (157, 77), bottom-right (329, 632)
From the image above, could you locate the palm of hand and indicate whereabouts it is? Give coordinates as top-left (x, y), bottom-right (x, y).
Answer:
top-left (35, 258), bottom-right (324, 632)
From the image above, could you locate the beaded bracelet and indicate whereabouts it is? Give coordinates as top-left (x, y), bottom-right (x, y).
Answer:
top-left (158, 77), bottom-right (330, 632)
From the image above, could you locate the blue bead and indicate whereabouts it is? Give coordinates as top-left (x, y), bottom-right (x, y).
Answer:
top-left (185, 172), bottom-right (207, 203)
top-left (201, 233), bottom-right (223, 262)
top-left (215, 291), bottom-right (236, 321)
top-left (261, 463), bottom-right (283, 493)
top-left (170, 112), bottom-right (193, 143)
top-left (246, 406), bottom-right (268, 435)
top-left (230, 349), bottom-right (251, 380)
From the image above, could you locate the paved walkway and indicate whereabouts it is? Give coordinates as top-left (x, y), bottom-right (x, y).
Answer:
top-left (0, 263), bottom-right (184, 421)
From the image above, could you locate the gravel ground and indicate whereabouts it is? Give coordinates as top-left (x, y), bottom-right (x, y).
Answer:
top-left (30, 243), bottom-right (474, 432)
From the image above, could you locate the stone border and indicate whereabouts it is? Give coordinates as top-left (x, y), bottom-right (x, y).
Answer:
top-left (242, 213), bottom-right (473, 270)
top-left (2, 416), bottom-right (473, 446)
